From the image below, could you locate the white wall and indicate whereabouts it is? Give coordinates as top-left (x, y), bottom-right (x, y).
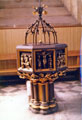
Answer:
top-left (61, 0), bottom-right (82, 24)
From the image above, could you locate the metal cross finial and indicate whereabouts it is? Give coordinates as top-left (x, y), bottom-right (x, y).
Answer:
top-left (25, 1), bottom-right (58, 45)
top-left (33, 0), bottom-right (47, 20)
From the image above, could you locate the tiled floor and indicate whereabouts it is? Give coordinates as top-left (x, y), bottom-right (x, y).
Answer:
top-left (0, 80), bottom-right (81, 120)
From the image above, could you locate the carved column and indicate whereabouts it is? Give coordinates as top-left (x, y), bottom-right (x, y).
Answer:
top-left (30, 81), bottom-right (34, 101)
top-left (28, 73), bottom-right (58, 114)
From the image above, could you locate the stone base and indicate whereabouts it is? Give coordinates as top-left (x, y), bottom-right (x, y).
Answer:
top-left (29, 101), bottom-right (58, 115)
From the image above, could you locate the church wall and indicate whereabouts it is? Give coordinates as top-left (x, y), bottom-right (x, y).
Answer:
top-left (61, 0), bottom-right (82, 24)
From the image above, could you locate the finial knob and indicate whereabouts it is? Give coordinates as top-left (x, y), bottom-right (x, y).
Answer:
top-left (32, 4), bottom-right (48, 19)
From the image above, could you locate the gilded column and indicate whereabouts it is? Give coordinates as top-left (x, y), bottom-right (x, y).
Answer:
top-left (30, 81), bottom-right (34, 101)
top-left (49, 81), bottom-right (54, 101)
top-left (29, 74), bottom-right (40, 112)
top-left (33, 82), bottom-right (39, 104)
top-left (42, 84), bottom-right (46, 102)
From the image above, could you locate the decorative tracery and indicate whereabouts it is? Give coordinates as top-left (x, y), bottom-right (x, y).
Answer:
top-left (25, 2), bottom-right (58, 45)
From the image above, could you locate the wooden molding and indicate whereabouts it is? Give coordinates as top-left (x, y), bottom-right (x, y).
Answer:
top-left (0, 69), bottom-right (17, 76)
top-left (0, 53), bottom-right (16, 60)
top-left (68, 50), bottom-right (80, 57)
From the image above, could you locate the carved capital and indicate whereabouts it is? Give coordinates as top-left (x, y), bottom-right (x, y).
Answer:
top-left (17, 70), bottom-right (67, 83)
